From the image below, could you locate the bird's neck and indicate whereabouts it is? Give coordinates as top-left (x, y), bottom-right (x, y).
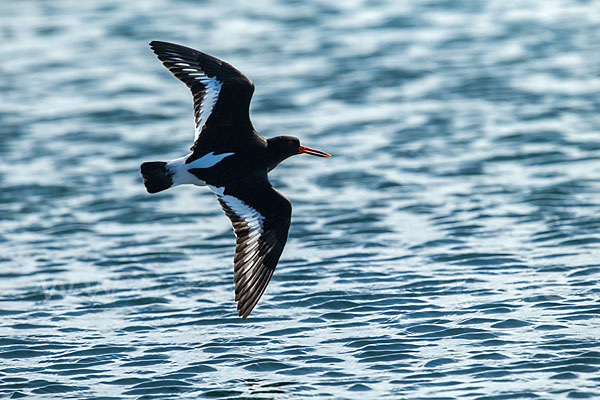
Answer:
top-left (265, 139), bottom-right (291, 172)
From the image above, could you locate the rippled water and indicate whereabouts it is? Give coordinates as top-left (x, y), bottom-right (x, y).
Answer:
top-left (1, 0), bottom-right (600, 398)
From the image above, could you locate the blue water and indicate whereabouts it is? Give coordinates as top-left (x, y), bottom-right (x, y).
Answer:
top-left (1, 0), bottom-right (600, 398)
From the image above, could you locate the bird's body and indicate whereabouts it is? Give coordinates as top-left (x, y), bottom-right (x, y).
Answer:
top-left (140, 41), bottom-right (330, 319)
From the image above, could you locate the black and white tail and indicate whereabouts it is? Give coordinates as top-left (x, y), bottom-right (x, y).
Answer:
top-left (140, 161), bottom-right (173, 193)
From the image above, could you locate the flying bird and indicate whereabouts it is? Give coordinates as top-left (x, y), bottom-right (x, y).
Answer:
top-left (140, 41), bottom-right (331, 319)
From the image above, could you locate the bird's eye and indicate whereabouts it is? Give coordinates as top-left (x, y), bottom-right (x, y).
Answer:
top-left (289, 140), bottom-right (294, 146)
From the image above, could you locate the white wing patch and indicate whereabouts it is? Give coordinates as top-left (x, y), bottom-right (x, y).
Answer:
top-left (161, 54), bottom-right (223, 142)
top-left (194, 76), bottom-right (222, 141)
top-left (206, 181), bottom-right (290, 318)
top-left (209, 186), bottom-right (265, 237)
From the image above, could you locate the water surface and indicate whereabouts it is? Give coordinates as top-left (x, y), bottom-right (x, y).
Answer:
top-left (1, 0), bottom-right (599, 398)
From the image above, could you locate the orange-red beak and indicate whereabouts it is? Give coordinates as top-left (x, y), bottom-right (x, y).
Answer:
top-left (298, 145), bottom-right (331, 158)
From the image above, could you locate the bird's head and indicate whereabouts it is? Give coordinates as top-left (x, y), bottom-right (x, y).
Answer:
top-left (266, 136), bottom-right (331, 171)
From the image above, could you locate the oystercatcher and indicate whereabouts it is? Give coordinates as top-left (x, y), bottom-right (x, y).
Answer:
top-left (140, 41), bottom-right (331, 319)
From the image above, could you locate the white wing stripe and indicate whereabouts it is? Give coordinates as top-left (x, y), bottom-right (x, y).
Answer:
top-left (162, 52), bottom-right (223, 142)
top-left (208, 186), bottom-right (265, 235)
top-left (244, 240), bottom-right (259, 254)
top-left (195, 76), bottom-right (222, 141)
top-left (243, 251), bottom-right (258, 263)
top-left (246, 235), bottom-right (260, 246)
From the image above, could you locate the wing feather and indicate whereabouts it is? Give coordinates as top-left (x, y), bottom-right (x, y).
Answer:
top-left (150, 41), bottom-right (255, 148)
top-left (209, 178), bottom-right (291, 319)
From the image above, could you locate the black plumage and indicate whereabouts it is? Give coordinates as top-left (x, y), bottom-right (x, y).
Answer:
top-left (141, 41), bottom-right (330, 318)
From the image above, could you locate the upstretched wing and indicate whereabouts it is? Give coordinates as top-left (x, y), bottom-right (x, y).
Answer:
top-left (150, 41), bottom-right (255, 147)
top-left (209, 175), bottom-right (291, 319)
